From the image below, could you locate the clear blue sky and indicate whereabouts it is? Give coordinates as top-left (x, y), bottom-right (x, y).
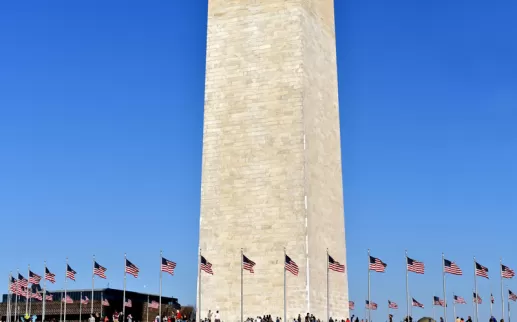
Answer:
top-left (0, 1), bottom-right (516, 321)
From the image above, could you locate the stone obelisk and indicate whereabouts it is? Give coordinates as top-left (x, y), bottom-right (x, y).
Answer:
top-left (198, 1), bottom-right (348, 321)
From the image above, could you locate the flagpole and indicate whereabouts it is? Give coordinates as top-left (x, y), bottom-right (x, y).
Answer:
top-left (442, 253), bottom-right (447, 322)
top-left (60, 292), bottom-right (63, 322)
top-left (502, 259), bottom-right (505, 321)
top-left (159, 250), bottom-right (162, 321)
top-left (14, 292), bottom-right (19, 322)
top-left (29, 288), bottom-right (32, 316)
top-left (100, 292), bottom-right (104, 319)
top-left (80, 291), bottom-right (83, 322)
top-left (64, 258), bottom-right (70, 322)
top-left (92, 255), bottom-right (95, 315)
top-left (368, 249), bottom-right (371, 322)
top-left (474, 257), bottom-right (478, 322)
top-left (503, 292), bottom-right (510, 322)
top-left (453, 293), bottom-right (456, 321)
top-left (147, 294), bottom-right (149, 322)
top-left (284, 247), bottom-right (287, 322)
top-left (7, 272), bottom-right (12, 322)
top-left (406, 250), bottom-right (409, 322)
top-left (15, 268), bottom-right (19, 322)
top-left (433, 296), bottom-right (436, 322)
top-left (241, 248), bottom-right (243, 322)
top-left (327, 248), bottom-right (330, 322)
top-left (123, 253), bottom-right (127, 319)
top-left (198, 249), bottom-right (202, 322)
top-left (490, 288), bottom-right (493, 318)
top-left (43, 262), bottom-right (47, 322)
top-left (26, 264), bottom-right (30, 315)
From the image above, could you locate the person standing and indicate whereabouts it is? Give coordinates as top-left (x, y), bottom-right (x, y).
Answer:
top-left (214, 311), bottom-right (220, 322)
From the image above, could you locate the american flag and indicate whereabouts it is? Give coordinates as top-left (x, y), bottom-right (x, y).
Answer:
top-left (45, 267), bottom-right (56, 283)
top-left (388, 300), bottom-right (398, 309)
top-left (18, 274), bottom-right (28, 288)
top-left (125, 259), bottom-right (139, 278)
top-left (94, 262), bottom-right (107, 279)
top-left (473, 293), bottom-right (482, 304)
top-left (29, 271), bottom-right (42, 284)
top-left (242, 254), bottom-right (256, 273)
top-left (502, 264), bottom-right (515, 279)
top-left (365, 300), bottom-right (377, 310)
top-left (369, 256), bottom-right (387, 273)
top-left (102, 299), bottom-right (110, 306)
top-left (444, 259), bottom-right (462, 275)
top-left (434, 296), bottom-right (445, 307)
top-left (149, 301), bottom-right (159, 309)
top-left (285, 255), bottom-right (299, 276)
top-left (161, 257), bottom-right (177, 275)
top-left (412, 298), bottom-right (424, 308)
top-left (32, 292), bottom-right (42, 301)
top-left (509, 290), bottom-right (517, 302)
top-left (200, 256), bottom-right (214, 275)
top-left (45, 292), bottom-right (53, 301)
top-left (475, 262), bottom-right (489, 279)
top-left (81, 296), bottom-right (89, 305)
top-left (454, 295), bottom-right (466, 304)
top-left (19, 287), bottom-right (27, 298)
top-left (125, 299), bottom-right (132, 307)
top-left (328, 255), bottom-right (345, 273)
top-left (349, 301), bottom-right (355, 310)
top-left (491, 294), bottom-right (495, 303)
top-left (407, 257), bottom-right (425, 274)
top-left (62, 295), bottom-right (73, 304)
top-left (66, 265), bottom-right (77, 281)
top-left (9, 277), bottom-right (17, 292)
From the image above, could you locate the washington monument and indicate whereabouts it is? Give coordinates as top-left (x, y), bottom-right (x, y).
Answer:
top-left (197, 1), bottom-right (348, 321)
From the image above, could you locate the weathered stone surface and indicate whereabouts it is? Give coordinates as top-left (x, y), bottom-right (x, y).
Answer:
top-left (198, 1), bottom-right (348, 321)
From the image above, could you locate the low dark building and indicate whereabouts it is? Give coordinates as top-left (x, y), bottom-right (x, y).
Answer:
top-left (0, 288), bottom-right (180, 322)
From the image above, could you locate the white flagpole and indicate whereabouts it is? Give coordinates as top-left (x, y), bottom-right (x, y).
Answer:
top-left (406, 250), bottom-right (409, 322)
top-left (433, 296), bottom-right (436, 322)
top-left (240, 248), bottom-right (243, 322)
top-left (159, 250), bottom-right (162, 321)
top-left (123, 253), bottom-right (127, 318)
top-left (15, 292), bottom-right (19, 322)
top-left (43, 262), bottom-right (47, 322)
top-left (26, 265), bottom-right (30, 315)
top-left (327, 248), bottom-right (330, 322)
top-left (368, 249), bottom-right (371, 322)
top-left (7, 272), bottom-right (12, 322)
top-left (147, 294), bottom-right (149, 322)
top-left (453, 293), bottom-right (456, 321)
top-left (60, 291), bottom-right (63, 322)
top-left (80, 291), bottom-right (83, 322)
top-left (15, 268), bottom-right (19, 322)
top-left (502, 259), bottom-right (505, 321)
top-left (92, 255), bottom-right (95, 315)
top-left (198, 249), bottom-right (202, 322)
top-left (442, 253), bottom-right (447, 322)
top-left (64, 258), bottom-right (69, 322)
top-left (503, 292), bottom-right (510, 322)
top-left (474, 257), bottom-right (478, 322)
top-left (284, 248), bottom-right (287, 322)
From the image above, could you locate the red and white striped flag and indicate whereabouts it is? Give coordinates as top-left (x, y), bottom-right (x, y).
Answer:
top-left (328, 255), bottom-right (345, 273)
top-left (388, 300), bottom-right (398, 309)
top-left (349, 301), bottom-right (355, 310)
top-left (407, 257), bottom-right (425, 274)
top-left (502, 264), bottom-right (515, 279)
top-left (444, 259), bottom-right (462, 275)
